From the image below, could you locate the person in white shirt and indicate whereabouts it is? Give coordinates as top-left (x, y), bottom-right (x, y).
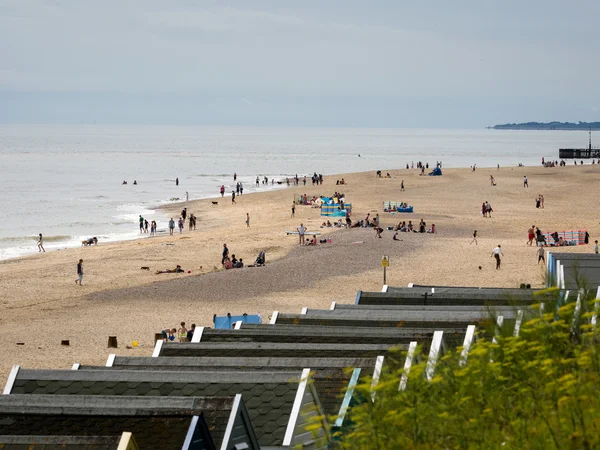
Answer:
top-left (491, 245), bottom-right (504, 269)
top-left (297, 223), bottom-right (306, 245)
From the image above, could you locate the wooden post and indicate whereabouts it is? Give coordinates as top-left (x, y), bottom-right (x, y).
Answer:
top-left (107, 336), bottom-right (118, 348)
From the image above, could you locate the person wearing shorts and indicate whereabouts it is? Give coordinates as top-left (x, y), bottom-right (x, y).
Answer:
top-left (537, 247), bottom-right (545, 264)
top-left (297, 223), bottom-right (306, 245)
top-left (527, 226), bottom-right (535, 246)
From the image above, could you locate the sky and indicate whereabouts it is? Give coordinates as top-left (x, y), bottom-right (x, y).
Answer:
top-left (0, 0), bottom-right (598, 127)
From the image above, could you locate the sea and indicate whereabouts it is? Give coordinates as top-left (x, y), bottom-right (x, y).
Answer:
top-left (0, 125), bottom-right (591, 260)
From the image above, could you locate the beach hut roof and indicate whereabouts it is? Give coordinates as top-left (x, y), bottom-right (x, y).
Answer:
top-left (0, 394), bottom-right (258, 450)
top-left (5, 367), bottom-right (328, 448)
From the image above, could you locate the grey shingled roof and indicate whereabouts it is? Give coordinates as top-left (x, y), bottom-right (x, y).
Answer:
top-left (0, 434), bottom-right (121, 449)
top-left (84, 355), bottom-right (378, 372)
top-left (549, 252), bottom-right (600, 289)
top-left (0, 395), bottom-right (239, 450)
top-left (159, 341), bottom-right (402, 358)
top-left (9, 369), bottom-right (305, 447)
top-left (388, 285), bottom-right (541, 294)
top-left (358, 289), bottom-right (545, 306)
top-left (197, 325), bottom-right (438, 345)
top-left (274, 311), bottom-right (503, 329)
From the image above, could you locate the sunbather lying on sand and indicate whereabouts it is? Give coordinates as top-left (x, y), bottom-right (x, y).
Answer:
top-left (156, 265), bottom-right (185, 274)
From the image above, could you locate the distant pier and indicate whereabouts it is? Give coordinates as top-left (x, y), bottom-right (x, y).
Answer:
top-left (559, 130), bottom-right (600, 159)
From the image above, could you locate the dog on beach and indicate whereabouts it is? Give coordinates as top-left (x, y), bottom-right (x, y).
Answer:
top-left (211, 201), bottom-right (219, 206)
top-left (82, 237), bottom-right (98, 246)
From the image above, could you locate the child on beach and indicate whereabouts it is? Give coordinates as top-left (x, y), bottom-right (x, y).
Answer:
top-left (246, 213), bottom-right (250, 228)
top-left (291, 204), bottom-right (295, 217)
top-left (178, 217), bottom-right (184, 233)
top-left (594, 240), bottom-right (599, 254)
top-left (161, 328), bottom-right (177, 341)
top-left (37, 233), bottom-right (45, 252)
top-left (177, 322), bottom-right (188, 342)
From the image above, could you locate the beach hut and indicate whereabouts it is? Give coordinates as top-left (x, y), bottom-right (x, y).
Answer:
top-left (546, 252), bottom-right (600, 289)
top-left (0, 394), bottom-right (259, 450)
top-left (4, 367), bottom-right (330, 449)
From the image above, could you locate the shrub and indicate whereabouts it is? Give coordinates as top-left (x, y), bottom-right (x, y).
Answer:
top-left (337, 288), bottom-right (600, 449)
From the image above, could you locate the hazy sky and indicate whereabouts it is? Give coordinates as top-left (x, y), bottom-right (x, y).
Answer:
top-left (1, 0), bottom-right (598, 127)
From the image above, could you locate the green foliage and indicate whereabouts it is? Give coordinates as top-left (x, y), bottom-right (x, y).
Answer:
top-left (338, 289), bottom-right (600, 450)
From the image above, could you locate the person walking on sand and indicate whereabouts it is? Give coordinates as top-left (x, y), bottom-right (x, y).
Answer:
top-left (527, 225), bottom-right (535, 246)
top-left (222, 243), bottom-right (229, 265)
top-left (523, 175), bottom-right (529, 188)
top-left (470, 230), bottom-right (478, 245)
top-left (169, 218), bottom-right (175, 235)
top-left (291, 203), bottom-right (295, 218)
top-left (537, 247), bottom-right (545, 264)
top-left (231, 191), bottom-right (236, 204)
top-left (75, 259), bottom-right (84, 285)
top-left (37, 233), bottom-right (45, 252)
top-left (401, 180), bottom-right (405, 192)
top-left (491, 245), bottom-right (504, 269)
top-left (297, 223), bottom-right (306, 245)
top-left (178, 217), bottom-right (184, 233)
top-left (220, 185), bottom-right (225, 197)
top-left (246, 212), bottom-right (250, 228)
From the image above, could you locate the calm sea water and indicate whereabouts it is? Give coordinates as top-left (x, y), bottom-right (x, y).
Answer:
top-left (0, 125), bottom-right (591, 259)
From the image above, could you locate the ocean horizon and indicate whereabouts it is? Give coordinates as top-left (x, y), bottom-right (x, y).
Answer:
top-left (0, 125), bottom-right (592, 260)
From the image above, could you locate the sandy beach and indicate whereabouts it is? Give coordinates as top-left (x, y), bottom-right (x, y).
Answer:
top-left (1, 164), bottom-right (599, 384)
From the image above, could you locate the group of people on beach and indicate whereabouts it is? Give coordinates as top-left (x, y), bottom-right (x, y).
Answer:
top-left (161, 322), bottom-right (196, 342)
top-left (138, 215), bottom-right (158, 235)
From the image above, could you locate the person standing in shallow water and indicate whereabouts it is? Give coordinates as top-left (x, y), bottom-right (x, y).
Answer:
top-left (37, 233), bottom-right (45, 252)
top-left (176, 177), bottom-right (179, 186)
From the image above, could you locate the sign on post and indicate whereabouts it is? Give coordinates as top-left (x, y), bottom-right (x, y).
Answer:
top-left (382, 255), bottom-right (389, 284)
